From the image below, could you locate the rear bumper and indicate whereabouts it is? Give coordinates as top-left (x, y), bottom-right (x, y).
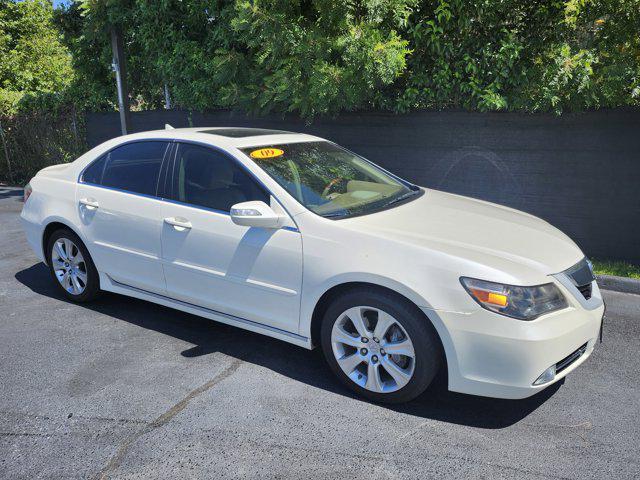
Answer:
top-left (20, 208), bottom-right (45, 262)
top-left (424, 284), bottom-right (604, 399)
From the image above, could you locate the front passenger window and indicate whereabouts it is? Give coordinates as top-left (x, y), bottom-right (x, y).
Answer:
top-left (172, 143), bottom-right (269, 212)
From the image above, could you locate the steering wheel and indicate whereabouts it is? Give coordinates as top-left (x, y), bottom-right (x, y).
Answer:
top-left (321, 177), bottom-right (344, 198)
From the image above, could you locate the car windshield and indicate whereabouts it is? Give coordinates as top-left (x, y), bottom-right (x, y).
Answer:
top-left (239, 141), bottom-right (419, 218)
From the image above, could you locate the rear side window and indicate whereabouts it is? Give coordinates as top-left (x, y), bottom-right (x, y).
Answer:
top-left (81, 155), bottom-right (106, 184)
top-left (83, 141), bottom-right (169, 196)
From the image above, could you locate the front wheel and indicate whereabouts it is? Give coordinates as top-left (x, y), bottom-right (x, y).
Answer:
top-left (321, 289), bottom-right (442, 404)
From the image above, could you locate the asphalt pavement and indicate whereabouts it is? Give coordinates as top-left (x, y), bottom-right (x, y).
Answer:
top-left (1, 188), bottom-right (638, 479)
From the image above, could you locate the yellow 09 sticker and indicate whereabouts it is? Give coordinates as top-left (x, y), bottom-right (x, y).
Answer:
top-left (250, 148), bottom-right (284, 159)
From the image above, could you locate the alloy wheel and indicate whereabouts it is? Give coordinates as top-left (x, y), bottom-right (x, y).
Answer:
top-left (330, 306), bottom-right (416, 393)
top-left (51, 238), bottom-right (88, 295)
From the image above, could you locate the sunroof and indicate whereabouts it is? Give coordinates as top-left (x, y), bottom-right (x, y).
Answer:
top-left (199, 128), bottom-right (292, 138)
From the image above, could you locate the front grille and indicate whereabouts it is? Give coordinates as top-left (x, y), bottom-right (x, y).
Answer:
top-left (577, 283), bottom-right (592, 300)
top-left (564, 258), bottom-right (595, 300)
top-left (556, 343), bottom-right (588, 374)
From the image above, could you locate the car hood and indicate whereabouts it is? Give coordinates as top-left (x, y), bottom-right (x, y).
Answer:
top-left (341, 189), bottom-right (584, 281)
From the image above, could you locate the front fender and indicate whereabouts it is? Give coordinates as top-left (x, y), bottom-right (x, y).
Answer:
top-left (299, 271), bottom-right (434, 339)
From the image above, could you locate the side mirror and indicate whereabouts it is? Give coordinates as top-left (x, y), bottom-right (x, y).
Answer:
top-left (230, 201), bottom-right (283, 229)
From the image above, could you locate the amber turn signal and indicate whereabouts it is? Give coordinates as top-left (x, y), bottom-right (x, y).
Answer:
top-left (469, 288), bottom-right (509, 307)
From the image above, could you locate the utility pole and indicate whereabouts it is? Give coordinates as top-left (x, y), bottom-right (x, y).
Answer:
top-left (164, 83), bottom-right (172, 110)
top-left (111, 28), bottom-right (131, 135)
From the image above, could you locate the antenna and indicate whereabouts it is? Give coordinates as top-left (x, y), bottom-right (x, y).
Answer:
top-left (165, 124), bottom-right (175, 130)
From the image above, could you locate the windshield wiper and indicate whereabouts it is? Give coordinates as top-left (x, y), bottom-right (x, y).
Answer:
top-left (321, 190), bottom-right (420, 219)
top-left (382, 190), bottom-right (420, 208)
top-left (322, 212), bottom-right (348, 218)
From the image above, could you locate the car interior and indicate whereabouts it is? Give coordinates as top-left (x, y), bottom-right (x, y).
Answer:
top-left (175, 144), bottom-right (269, 212)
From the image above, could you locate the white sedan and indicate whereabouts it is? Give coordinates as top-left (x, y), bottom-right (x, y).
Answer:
top-left (21, 127), bottom-right (604, 403)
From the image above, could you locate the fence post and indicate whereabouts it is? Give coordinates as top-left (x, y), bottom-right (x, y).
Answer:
top-left (0, 119), bottom-right (14, 185)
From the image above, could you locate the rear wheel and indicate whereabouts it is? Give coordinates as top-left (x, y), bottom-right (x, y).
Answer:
top-left (46, 228), bottom-right (100, 302)
top-left (321, 288), bottom-right (442, 403)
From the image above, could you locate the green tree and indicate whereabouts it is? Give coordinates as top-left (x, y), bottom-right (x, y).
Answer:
top-left (0, 0), bottom-right (75, 114)
top-left (52, 0), bottom-right (115, 111)
top-left (78, 0), bottom-right (414, 116)
top-left (395, 0), bottom-right (640, 114)
top-left (8, 0), bottom-right (640, 116)
top-left (74, 0), bottom-right (638, 117)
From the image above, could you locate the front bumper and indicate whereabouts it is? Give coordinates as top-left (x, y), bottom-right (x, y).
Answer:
top-left (423, 282), bottom-right (604, 399)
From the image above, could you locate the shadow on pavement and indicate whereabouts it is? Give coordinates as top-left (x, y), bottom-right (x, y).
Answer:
top-left (15, 262), bottom-right (561, 429)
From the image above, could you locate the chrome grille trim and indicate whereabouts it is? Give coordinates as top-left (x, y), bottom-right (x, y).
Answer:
top-left (577, 283), bottom-right (592, 300)
top-left (556, 343), bottom-right (588, 374)
top-left (563, 258), bottom-right (595, 300)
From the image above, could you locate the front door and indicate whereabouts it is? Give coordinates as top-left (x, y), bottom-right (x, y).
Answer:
top-left (76, 140), bottom-right (170, 294)
top-left (160, 142), bottom-right (303, 333)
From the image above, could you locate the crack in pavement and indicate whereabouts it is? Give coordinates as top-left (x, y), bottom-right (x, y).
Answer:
top-left (72, 415), bottom-right (148, 426)
top-left (0, 431), bottom-right (57, 438)
top-left (0, 410), bottom-right (148, 426)
top-left (93, 358), bottom-right (243, 480)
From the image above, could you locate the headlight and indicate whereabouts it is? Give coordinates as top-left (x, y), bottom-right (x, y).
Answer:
top-left (460, 277), bottom-right (568, 320)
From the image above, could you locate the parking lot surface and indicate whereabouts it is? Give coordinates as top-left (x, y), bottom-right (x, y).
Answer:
top-left (1, 189), bottom-right (639, 479)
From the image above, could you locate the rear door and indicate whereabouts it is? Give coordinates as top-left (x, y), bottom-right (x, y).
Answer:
top-left (76, 140), bottom-right (171, 294)
top-left (159, 142), bottom-right (303, 333)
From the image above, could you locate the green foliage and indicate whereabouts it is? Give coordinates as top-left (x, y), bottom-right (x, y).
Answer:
top-left (0, 1), bottom-right (85, 185)
top-left (0, 0), bottom-right (74, 115)
top-left (52, 0), bottom-right (116, 111)
top-left (0, 108), bottom-right (86, 184)
top-left (5, 0), bottom-right (640, 118)
top-left (396, 0), bottom-right (640, 114)
top-left (76, 0), bottom-right (414, 116)
top-left (68, 0), bottom-right (638, 117)
top-left (592, 259), bottom-right (640, 279)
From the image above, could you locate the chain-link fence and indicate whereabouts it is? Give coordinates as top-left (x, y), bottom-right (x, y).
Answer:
top-left (0, 108), bottom-right (86, 186)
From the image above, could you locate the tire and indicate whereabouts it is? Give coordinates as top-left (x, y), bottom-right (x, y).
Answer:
top-left (46, 228), bottom-right (100, 302)
top-left (321, 288), bottom-right (441, 404)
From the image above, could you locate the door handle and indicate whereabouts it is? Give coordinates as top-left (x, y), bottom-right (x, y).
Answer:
top-left (164, 216), bottom-right (192, 230)
top-left (79, 198), bottom-right (99, 209)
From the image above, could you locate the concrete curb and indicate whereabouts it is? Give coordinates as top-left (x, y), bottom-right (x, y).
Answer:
top-left (597, 274), bottom-right (640, 295)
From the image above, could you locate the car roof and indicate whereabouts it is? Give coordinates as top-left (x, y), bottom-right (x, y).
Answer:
top-left (116, 127), bottom-right (325, 149)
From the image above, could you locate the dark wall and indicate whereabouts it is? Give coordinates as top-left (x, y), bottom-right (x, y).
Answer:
top-left (86, 109), bottom-right (640, 263)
